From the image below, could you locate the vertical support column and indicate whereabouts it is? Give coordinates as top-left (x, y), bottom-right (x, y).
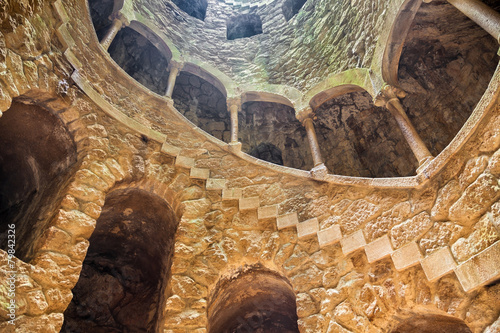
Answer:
top-left (374, 85), bottom-right (433, 171)
top-left (424, 0), bottom-right (500, 44)
top-left (297, 107), bottom-right (328, 177)
top-left (227, 97), bottom-right (241, 147)
top-left (100, 13), bottom-right (129, 51)
top-left (165, 61), bottom-right (184, 98)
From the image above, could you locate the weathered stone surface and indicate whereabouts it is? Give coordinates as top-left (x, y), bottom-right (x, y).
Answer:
top-left (419, 222), bottom-right (463, 256)
top-left (421, 247), bottom-right (457, 282)
top-left (365, 202), bottom-right (411, 242)
top-left (451, 215), bottom-right (499, 262)
top-left (391, 212), bottom-right (433, 249)
top-left (431, 180), bottom-right (461, 221)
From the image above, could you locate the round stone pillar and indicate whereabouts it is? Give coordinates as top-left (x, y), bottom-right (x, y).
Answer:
top-left (100, 13), bottom-right (128, 51)
top-left (227, 97), bottom-right (241, 145)
top-left (165, 61), bottom-right (184, 98)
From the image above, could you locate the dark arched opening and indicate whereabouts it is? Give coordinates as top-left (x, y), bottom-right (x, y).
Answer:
top-left (314, 90), bottom-right (417, 177)
top-left (87, 0), bottom-right (115, 41)
top-left (397, 0), bottom-right (500, 156)
top-left (227, 14), bottom-right (263, 40)
top-left (62, 188), bottom-right (179, 332)
top-left (208, 265), bottom-right (299, 333)
top-left (239, 101), bottom-right (312, 170)
top-left (282, 0), bottom-right (307, 21)
top-left (391, 314), bottom-right (472, 333)
top-left (172, 71), bottom-right (230, 141)
top-left (0, 101), bottom-right (77, 262)
top-left (108, 27), bottom-right (170, 95)
top-left (173, 0), bottom-right (208, 21)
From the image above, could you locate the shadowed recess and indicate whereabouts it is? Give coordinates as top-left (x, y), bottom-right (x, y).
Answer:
top-left (227, 14), bottom-right (263, 40)
top-left (208, 266), bottom-right (299, 333)
top-left (397, 0), bottom-right (500, 157)
top-left (109, 27), bottom-right (170, 95)
top-left (173, 0), bottom-right (208, 21)
top-left (62, 188), bottom-right (179, 333)
top-left (240, 101), bottom-right (313, 170)
top-left (88, 0), bottom-right (114, 41)
top-left (282, 0), bottom-right (307, 21)
top-left (391, 314), bottom-right (472, 333)
top-left (0, 101), bottom-right (77, 262)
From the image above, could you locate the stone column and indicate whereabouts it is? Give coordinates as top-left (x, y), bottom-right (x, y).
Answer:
top-left (165, 61), bottom-right (184, 98)
top-left (424, 0), bottom-right (500, 43)
top-left (297, 108), bottom-right (328, 177)
top-left (227, 97), bottom-right (241, 145)
top-left (100, 13), bottom-right (129, 51)
top-left (374, 85), bottom-right (433, 169)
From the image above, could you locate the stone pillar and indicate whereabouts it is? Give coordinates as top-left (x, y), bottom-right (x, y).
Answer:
top-left (374, 85), bottom-right (433, 169)
top-left (165, 61), bottom-right (184, 98)
top-left (424, 0), bottom-right (500, 44)
top-left (297, 108), bottom-right (328, 177)
top-left (100, 13), bottom-right (128, 51)
top-left (227, 97), bottom-right (241, 145)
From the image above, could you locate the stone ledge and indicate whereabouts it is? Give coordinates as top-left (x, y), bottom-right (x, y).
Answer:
top-left (277, 212), bottom-right (299, 230)
top-left (421, 246), bottom-right (457, 282)
top-left (365, 234), bottom-right (393, 263)
top-left (341, 230), bottom-right (366, 256)
top-left (175, 155), bottom-right (195, 169)
top-left (258, 205), bottom-right (278, 219)
top-left (317, 225), bottom-right (342, 248)
top-left (222, 188), bottom-right (242, 200)
top-left (161, 142), bottom-right (181, 156)
top-left (297, 218), bottom-right (319, 239)
top-left (391, 241), bottom-right (422, 271)
top-left (190, 167), bottom-right (210, 179)
top-left (239, 196), bottom-right (260, 211)
top-left (206, 178), bottom-right (227, 190)
top-left (454, 240), bottom-right (500, 292)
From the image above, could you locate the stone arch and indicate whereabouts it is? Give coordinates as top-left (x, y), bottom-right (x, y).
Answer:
top-left (182, 62), bottom-right (228, 98)
top-left (87, 0), bottom-right (124, 41)
top-left (239, 100), bottom-right (313, 170)
top-left (242, 91), bottom-right (294, 107)
top-left (313, 87), bottom-right (417, 177)
top-left (62, 186), bottom-right (180, 332)
top-left (227, 14), bottom-right (263, 40)
top-left (0, 94), bottom-right (81, 262)
top-left (208, 265), bottom-right (299, 333)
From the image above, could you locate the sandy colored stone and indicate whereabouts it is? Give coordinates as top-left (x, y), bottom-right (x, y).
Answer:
top-left (391, 211), bottom-right (433, 249)
top-left (451, 215), bottom-right (499, 262)
top-left (339, 199), bottom-right (380, 235)
top-left (419, 222), bottom-right (463, 256)
top-left (296, 293), bottom-right (319, 317)
top-left (365, 201), bottom-right (411, 242)
top-left (459, 155), bottom-right (489, 189)
top-left (431, 180), bottom-right (461, 221)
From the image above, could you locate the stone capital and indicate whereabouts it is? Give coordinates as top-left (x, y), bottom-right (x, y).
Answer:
top-left (109, 12), bottom-right (130, 26)
top-left (373, 84), bottom-right (407, 108)
top-left (296, 107), bottom-right (315, 124)
top-left (226, 96), bottom-right (241, 111)
top-left (168, 60), bottom-right (184, 74)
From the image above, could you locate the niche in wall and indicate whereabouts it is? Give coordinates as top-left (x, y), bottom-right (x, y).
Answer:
top-left (208, 266), bottom-right (299, 333)
top-left (397, 0), bottom-right (500, 156)
top-left (62, 188), bottom-right (179, 332)
top-left (314, 90), bottom-right (417, 177)
top-left (87, 0), bottom-right (114, 41)
top-left (239, 101), bottom-right (313, 170)
top-left (172, 71), bottom-right (230, 142)
top-left (173, 0), bottom-right (208, 21)
top-left (108, 27), bottom-right (170, 95)
top-left (0, 101), bottom-right (77, 262)
top-left (227, 14), bottom-right (263, 40)
top-left (282, 0), bottom-right (307, 21)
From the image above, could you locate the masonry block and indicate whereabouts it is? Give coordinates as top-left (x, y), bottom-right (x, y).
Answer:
top-left (222, 188), bottom-right (242, 200)
top-left (161, 142), bottom-right (181, 156)
top-left (239, 196), bottom-right (260, 211)
top-left (317, 225), bottom-right (342, 248)
top-left (277, 212), bottom-right (298, 230)
top-left (190, 167), bottom-right (210, 179)
top-left (391, 241), bottom-right (422, 271)
top-left (455, 241), bottom-right (500, 292)
top-left (421, 246), bottom-right (457, 282)
top-left (258, 205), bottom-right (278, 219)
top-left (341, 230), bottom-right (366, 256)
top-left (297, 218), bottom-right (319, 239)
top-left (206, 178), bottom-right (227, 190)
top-left (175, 155), bottom-right (195, 169)
top-left (365, 234), bottom-right (393, 263)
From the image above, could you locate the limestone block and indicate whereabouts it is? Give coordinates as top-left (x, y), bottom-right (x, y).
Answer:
top-left (459, 155), bottom-right (489, 189)
top-left (391, 211), bottom-right (433, 248)
top-left (487, 149), bottom-right (500, 177)
top-left (419, 222), bottom-right (464, 256)
top-left (190, 167), bottom-right (210, 179)
top-left (449, 173), bottom-right (500, 225)
top-left (258, 205), bottom-right (278, 219)
top-left (170, 275), bottom-right (207, 298)
top-left (182, 198), bottom-right (211, 219)
top-left (161, 141), bottom-right (181, 156)
top-left (277, 212), bottom-right (299, 230)
top-left (365, 201), bottom-right (411, 242)
top-left (52, 209), bottom-right (96, 239)
top-left (421, 247), bottom-right (457, 282)
top-left (365, 234), bottom-right (393, 263)
top-left (175, 155), bottom-right (195, 169)
top-left (206, 178), bottom-right (227, 190)
top-left (67, 182), bottom-right (105, 206)
top-left (391, 241), bottom-right (422, 271)
top-left (166, 295), bottom-right (185, 313)
top-left (455, 241), bottom-right (500, 292)
top-left (339, 199), bottom-right (380, 235)
top-left (74, 169), bottom-right (109, 191)
top-left (239, 196), bottom-right (260, 211)
top-left (480, 116), bottom-right (500, 152)
top-left (296, 293), bottom-right (319, 317)
top-left (297, 218), bottom-right (319, 239)
top-left (340, 230), bottom-right (366, 255)
top-left (222, 188), bottom-right (242, 200)
top-left (451, 215), bottom-right (499, 262)
top-left (431, 180), bottom-right (461, 221)
top-left (318, 225), bottom-right (342, 248)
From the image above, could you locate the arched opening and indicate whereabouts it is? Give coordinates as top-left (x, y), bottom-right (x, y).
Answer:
top-left (227, 14), bottom-right (263, 40)
top-left (62, 188), bottom-right (179, 332)
top-left (314, 90), bottom-right (417, 177)
top-left (173, 0), bottom-right (208, 21)
top-left (397, 0), bottom-right (500, 156)
top-left (282, 0), bottom-right (307, 21)
top-left (87, 0), bottom-right (114, 41)
top-left (108, 27), bottom-right (170, 95)
top-left (172, 71), bottom-right (230, 141)
top-left (208, 265), bottom-right (299, 333)
top-left (0, 100), bottom-right (77, 262)
top-left (239, 101), bottom-right (313, 170)
top-left (391, 314), bottom-right (472, 333)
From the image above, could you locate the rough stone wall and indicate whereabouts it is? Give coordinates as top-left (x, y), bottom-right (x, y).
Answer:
top-left (0, 0), bottom-right (499, 332)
